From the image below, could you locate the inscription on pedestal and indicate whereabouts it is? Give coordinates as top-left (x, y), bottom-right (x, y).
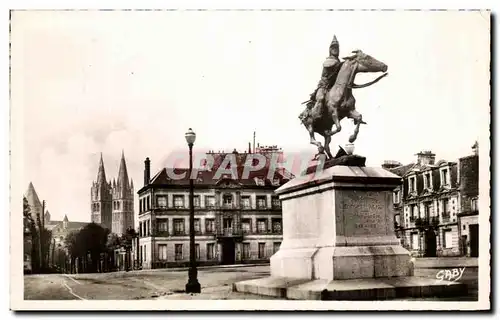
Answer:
top-left (341, 190), bottom-right (388, 237)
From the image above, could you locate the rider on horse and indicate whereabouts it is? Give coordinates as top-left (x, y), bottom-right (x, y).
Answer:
top-left (305, 35), bottom-right (343, 113)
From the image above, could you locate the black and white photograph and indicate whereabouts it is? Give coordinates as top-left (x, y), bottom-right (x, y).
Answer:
top-left (8, 6), bottom-right (491, 311)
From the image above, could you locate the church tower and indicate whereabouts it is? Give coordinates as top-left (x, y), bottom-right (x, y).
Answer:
top-left (90, 153), bottom-right (112, 230)
top-left (111, 150), bottom-right (135, 236)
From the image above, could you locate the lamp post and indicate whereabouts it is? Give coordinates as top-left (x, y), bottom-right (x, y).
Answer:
top-left (185, 128), bottom-right (201, 293)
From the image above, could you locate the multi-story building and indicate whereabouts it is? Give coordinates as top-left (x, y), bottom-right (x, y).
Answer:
top-left (90, 152), bottom-right (135, 236)
top-left (457, 142), bottom-right (479, 257)
top-left (135, 147), bottom-right (292, 269)
top-left (385, 151), bottom-right (461, 257)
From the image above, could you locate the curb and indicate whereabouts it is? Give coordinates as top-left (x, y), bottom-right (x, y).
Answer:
top-left (132, 263), bottom-right (270, 273)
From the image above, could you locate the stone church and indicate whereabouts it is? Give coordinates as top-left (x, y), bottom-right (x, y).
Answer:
top-left (90, 151), bottom-right (135, 236)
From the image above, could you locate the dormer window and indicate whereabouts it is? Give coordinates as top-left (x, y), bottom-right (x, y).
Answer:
top-left (424, 172), bottom-right (432, 190)
top-left (471, 198), bottom-right (478, 212)
top-left (393, 190), bottom-right (400, 204)
top-left (408, 176), bottom-right (417, 193)
top-left (440, 168), bottom-right (449, 187)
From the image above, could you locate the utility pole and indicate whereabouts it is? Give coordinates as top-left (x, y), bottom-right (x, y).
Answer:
top-left (36, 200), bottom-right (45, 271)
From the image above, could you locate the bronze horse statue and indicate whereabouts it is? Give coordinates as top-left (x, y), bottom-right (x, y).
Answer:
top-left (299, 49), bottom-right (388, 159)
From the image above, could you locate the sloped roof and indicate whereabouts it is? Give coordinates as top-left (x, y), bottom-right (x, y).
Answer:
top-left (24, 182), bottom-right (42, 210)
top-left (388, 163), bottom-right (416, 177)
top-left (117, 150), bottom-right (130, 190)
top-left (149, 165), bottom-right (291, 188)
top-left (46, 220), bottom-right (88, 232)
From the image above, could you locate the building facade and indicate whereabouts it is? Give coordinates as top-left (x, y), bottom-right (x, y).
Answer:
top-left (90, 152), bottom-right (135, 236)
top-left (386, 151), bottom-right (461, 257)
top-left (457, 142), bottom-right (479, 257)
top-left (135, 147), bottom-right (291, 269)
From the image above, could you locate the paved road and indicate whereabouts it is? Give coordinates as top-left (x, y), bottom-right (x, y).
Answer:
top-left (24, 264), bottom-right (478, 301)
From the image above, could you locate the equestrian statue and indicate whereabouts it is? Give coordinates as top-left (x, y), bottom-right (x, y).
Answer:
top-left (299, 35), bottom-right (389, 160)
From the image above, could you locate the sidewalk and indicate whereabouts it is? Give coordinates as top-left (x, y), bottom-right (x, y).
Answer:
top-left (412, 257), bottom-right (478, 269)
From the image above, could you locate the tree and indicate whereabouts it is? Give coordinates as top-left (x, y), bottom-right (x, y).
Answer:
top-left (75, 223), bottom-right (110, 273)
top-left (121, 227), bottom-right (137, 271)
top-left (23, 197), bottom-right (35, 272)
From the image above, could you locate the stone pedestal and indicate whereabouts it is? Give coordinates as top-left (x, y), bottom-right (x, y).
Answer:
top-left (233, 163), bottom-right (467, 300)
top-left (270, 165), bottom-right (413, 280)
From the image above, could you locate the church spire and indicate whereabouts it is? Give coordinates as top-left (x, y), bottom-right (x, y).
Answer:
top-left (97, 152), bottom-right (107, 185)
top-left (117, 150), bottom-right (130, 192)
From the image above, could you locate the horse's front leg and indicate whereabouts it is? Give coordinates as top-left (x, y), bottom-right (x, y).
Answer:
top-left (348, 110), bottom-right (363, 143)
top-left (323, 133), bottom-right (333, 159)
top-left (307, 124), bottom-right (322, 148)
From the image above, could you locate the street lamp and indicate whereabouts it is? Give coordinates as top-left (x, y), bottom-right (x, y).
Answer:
top-left (185, 128), bottom-right (201, 293)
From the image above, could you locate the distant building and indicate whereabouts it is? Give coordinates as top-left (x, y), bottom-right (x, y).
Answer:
top-left (24, 182), bottom-right (43, 225)
top-left (24, 182), bottom-right (43, 272)
top-left (45, 213), bottom-right (88, 247)
top-left (457, 142), bottom-right (479, 257)
top-left (24, 183), bottom-right (87, 268)
top-left (90, 151), bottom-right (135, 236)
top-left (135, 147), bottom-right (292, 269)
top-left (385, 151), bottom-right (461, 257)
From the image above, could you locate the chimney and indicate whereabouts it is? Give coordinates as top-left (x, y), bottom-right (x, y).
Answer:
top-left (382, 160), bottom-right (402, 170)
top-left (144, 157), bottom-right (151, 186)
top-left (253, 131), bottom-right (256, 153)
top-left (472, 141), bottom-right (479, 156)
top-left (248, 142), bottom-right (251, 154)
top-left (415, 151), bottom-right (436, 165)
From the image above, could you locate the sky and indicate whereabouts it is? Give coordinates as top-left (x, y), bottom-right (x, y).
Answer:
top-left (11, 10), bottom-right (490, 224)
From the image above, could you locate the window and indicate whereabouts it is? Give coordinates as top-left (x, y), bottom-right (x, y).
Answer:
top-left (273, 242), bottom-right (281, 254)
top-left (223, 218), bottom-right (232, 231)
top-left (410, 205), bottom-right (417, 221)
top-left (173, 219), bottom-right (185, 235)
top-left (442, 199), bottom-right (450, 219)
top-left (158, 244), bottom-right (167, 260)
top-left (258, 243), bottom-right (266, 259)
top-left (205, 196), bottom-right (215, 208)
top-left (223, 194), bottom-right (233, 208)
top-left (471, 198), bottom-right (478, 211)
top-left (242, 243), bottom-right (250, 259)
top-left (194, 219), bottom-right (201, 234)
top-left (393, 191), bottom-right (400, 204)
top-left (147, 196), bottom-right (150, 210)
top-left (441, 168), bottom-right (449, 186)
top-left (193, 195), bottom-right (200, 208)
top-left (424, 172), bottom-right (432, 189)
top-left (424, 202), bottom-right (432, 219)
top-left (411, 233), bottom-right (419, 250)
top-left (157, 196), bottom-right (167, 208)
top-left (272, 196), bottom-right (281, 209)
top-left (241, 219), bottom-right (251, 234)
top-left (205, 219), bottom-right (215, 233)
top-left (257, 196), bottom-right (267, 209)
top-left (408, 177), bottom-right (416, 193)
top-left (206, 243), bottom-right (215, 260)
top-left (157, 219), bottom-right (168, 233)
top-left (241, 196), bottom-right (251, 209)
top-left (195, 243), bottom-right (200, 260)
top-left (173, 195), bottom-right (185, 208)
top-left (443, 230), bottom-right (453, 249)
top-left (272, 218), bottom-right (282, 234)
top-left (257, 219), bottom-right (267, 233)
top-left (175, 244), bottom-right (183, 260)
